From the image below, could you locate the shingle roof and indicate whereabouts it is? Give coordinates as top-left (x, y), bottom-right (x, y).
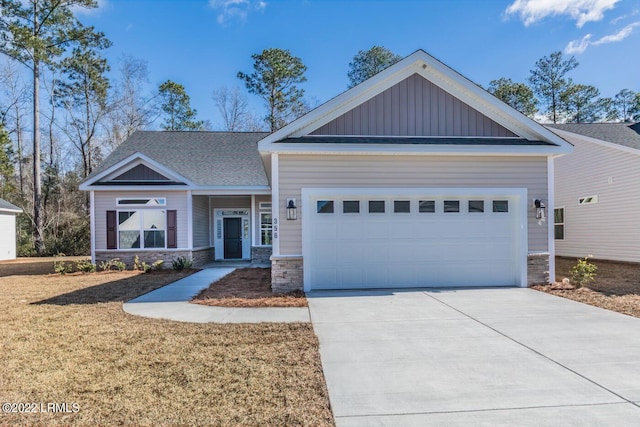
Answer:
top-left (277, 136), bottom-right (553, 146)
top-left (546, 123), bottom-right (640, 150)
top-left (85, 131), bottom-right (270, 187)
top-left (0, 198), bottom-right (22, 212)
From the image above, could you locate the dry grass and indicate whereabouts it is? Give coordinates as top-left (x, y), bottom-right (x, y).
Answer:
top-left (533, 257), bottom-right (640, 318)
top-left (192, 268), bottom-right (307, 308)
top-left (0, 268), bottom-right (333, 426)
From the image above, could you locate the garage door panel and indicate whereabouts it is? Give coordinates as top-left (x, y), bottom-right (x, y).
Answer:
top-left (306, 192), bottom-right (522, 290)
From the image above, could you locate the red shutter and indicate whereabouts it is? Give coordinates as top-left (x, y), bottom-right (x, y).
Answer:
top-left (106, 211), bottom-right (117, 249)
top-left (167, 210), bottom-right (177, 248)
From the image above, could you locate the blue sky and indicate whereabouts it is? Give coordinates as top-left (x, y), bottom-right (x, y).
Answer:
top-left (80, 0), bottom-right (639, 128)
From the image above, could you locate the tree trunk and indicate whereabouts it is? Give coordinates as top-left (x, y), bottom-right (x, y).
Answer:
top-left (32, 2), bottom-right (44, 255)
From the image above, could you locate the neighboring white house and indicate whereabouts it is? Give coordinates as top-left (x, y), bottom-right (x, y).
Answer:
top-left (549, 123), bottom-right (640, 263)
top-left (82, 50), bottom-right (572, 291)
top-left (0, 198), bottom-right (22, 261)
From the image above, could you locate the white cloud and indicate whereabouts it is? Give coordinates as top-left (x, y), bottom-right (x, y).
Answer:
top-left (209, 0), bottom-right (266, 25)
top-left (564, 21), bottom-right (639, 53)
top-left (72, 0), bottom-right (108, 16)
top-left (565, 33), bottom-right (592, 53)
top-left (505, 0), bottom-right (620, 28)
top-left (611, 9), bottom-right (639, 24)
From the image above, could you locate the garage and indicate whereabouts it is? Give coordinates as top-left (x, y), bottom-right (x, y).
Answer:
top-left (302, 188), bottom-right (527, 291)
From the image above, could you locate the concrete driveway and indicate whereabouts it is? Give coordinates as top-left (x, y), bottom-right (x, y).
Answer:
top-left (308, 288), bottom-right (640, 426)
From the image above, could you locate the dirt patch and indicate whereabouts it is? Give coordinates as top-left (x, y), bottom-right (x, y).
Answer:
top-left (0, 271), bottom-right (333, 426)
top-left (192, 267), bottom-right (307, 307)
top-left (532, 257), bottom-right (640, 318)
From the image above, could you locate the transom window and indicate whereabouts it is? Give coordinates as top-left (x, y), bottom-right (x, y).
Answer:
top-left (579, 195), bottom-right (598, 205)
top-left (118, 210), bottom-right (166, 249)
top-left (554, 208), bottom-right (565, 240)
top-left (117, 198), bottom-right (166, 206)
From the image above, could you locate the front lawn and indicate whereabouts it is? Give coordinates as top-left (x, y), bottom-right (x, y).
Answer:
top-left (533, 257), bottom-right (640, 318)
top-left (0, 269), bottom-right (333, 426)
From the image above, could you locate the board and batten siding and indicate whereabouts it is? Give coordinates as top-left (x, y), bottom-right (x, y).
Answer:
top-left (554, 134), bottom-right (640, 262)
top-left (94, 191), bottom-right (189, 250)
top-left (277, 154), bottom-right (548, 255)
top-left (311, 74), bottom-right (517, 138)
top-left (192, 195), bottom-right (210, 248)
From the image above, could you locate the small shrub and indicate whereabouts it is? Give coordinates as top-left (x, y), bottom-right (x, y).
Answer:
top-left (75, 259), bottom-right (96, 273)
top-left (133, 255), bottom-right (143, 271)
top-left (53, 253), bottom-right (72, 275)
top-left (570, 256), bottom-right (597, 288)
top-left (151, 260), bottom-right (164, 270)
top-left (172, 256), bottom-right (193, 272)
top-left (99, 258), bottom-right (127, 272)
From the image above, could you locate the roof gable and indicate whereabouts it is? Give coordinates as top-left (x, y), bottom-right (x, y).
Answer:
top-left (259, 49), bottom-right (571, 153)
top-left (112, 164), bottom-right (172, 182)
top-left (310, 73), bottom-right (517, 138)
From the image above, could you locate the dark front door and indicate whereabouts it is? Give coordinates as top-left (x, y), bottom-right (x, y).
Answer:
top-left (223, 217), bottom-right (243, 259)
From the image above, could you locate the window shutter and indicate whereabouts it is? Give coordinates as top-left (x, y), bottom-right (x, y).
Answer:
top-left (167, 210), bottom-right (177, 248)
top-left (106, 211), bottom-right (117, 249)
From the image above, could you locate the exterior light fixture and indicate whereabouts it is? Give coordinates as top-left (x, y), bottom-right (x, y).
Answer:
top-left (534, 199), bottom-right (546, 220)
top-left (286, 198), bottom-right (297, 220)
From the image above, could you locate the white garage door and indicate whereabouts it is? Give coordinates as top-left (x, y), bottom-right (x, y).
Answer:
top-left (303, 188), bottom-right (526, 290)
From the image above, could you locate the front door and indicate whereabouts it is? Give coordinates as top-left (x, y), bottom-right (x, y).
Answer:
top-left (223, 217), bottom-right (243, 259)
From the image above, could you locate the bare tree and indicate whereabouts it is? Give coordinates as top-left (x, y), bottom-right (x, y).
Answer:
top-left (212, 86), bottom-right (264, 131)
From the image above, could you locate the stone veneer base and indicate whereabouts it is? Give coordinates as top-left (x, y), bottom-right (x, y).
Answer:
top-left (527, 253), bottom-right (550, 285)
top-left (271, 255), bottom-right (303, 293)
top-left (95, 248), bottom-right (214, 269)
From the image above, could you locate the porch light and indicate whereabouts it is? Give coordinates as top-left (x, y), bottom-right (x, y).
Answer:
top-left (286, 198), bottom-right (297, 220)
top-left (534, 199), bottom-right (546, 221)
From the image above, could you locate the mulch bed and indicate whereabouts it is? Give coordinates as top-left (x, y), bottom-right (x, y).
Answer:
top-left (532, 257), bottom-right (640, 318)
top-left (192, 267), bottom-right (307, 307)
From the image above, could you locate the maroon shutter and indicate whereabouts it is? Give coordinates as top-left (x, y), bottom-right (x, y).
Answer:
top-left (167, 210), bottom-right (177, 248)
top-left (106, 211), bottom-right (117, 249)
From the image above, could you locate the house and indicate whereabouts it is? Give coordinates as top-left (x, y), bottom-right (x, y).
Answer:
top-left (81, 50), bottom-right (572, 291)
top-left (0, 198), bottom-right (22, 261)
top-left (549, 122), bottom-right (640, 263)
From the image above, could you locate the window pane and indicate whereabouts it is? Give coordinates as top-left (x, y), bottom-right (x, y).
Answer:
top-left (469, 200), bottom-right (484, 213)
top-left (554, 225), bottom-right (564, 240)
top-left (368, 200), bottom-right (385, 213)
top-left (444, 200), bottom-right (459, 213)
top-left (144, 210), bottom-right (166, 230)
top-left (261, 229), bottom-right (272, 245)
top-left (554, 208), bottom-right (564, 223)
top-left (394, 200), bottom-right (410, 213)
top-left (418, 200), bottom-right (435, 213)
top-left (317, 200), bottom-right (334, 213)
top-left (118, 211), bottom-right (139, 229)
top-left (261, 213), bottom-right (272, 226)
top-left (119, 231), bottom-right (140, 249)
top-left (493, 200), bottom-right (509, 213)
top-left (144, 230), bottom-right (165, 248)
top-left (343, 200), bottom-right (360, 213)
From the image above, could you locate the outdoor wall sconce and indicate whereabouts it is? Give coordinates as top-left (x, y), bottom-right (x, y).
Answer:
top-left (534, 199), bottom-right (546, 220)
top-left (286, 198), bottom-right (297, 220)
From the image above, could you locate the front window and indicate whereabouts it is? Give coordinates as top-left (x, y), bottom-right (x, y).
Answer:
top-left (118, 210), bottom-right (166, 249)
top-left (260, 212), bottom-right (273, 246)
top-left (554, 208), bottom-right (565, 240)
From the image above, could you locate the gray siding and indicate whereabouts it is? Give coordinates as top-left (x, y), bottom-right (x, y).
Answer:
top-left (554, 134), bottom-right (640, 262)
top-left (192, 195), bottom-right (210, 248)
top-left (112, 164), bottom-right (169, 181)
top-left (277, 154), bottom-right (548, 255)
top-left (94, 190), bottom-right (189, 250)
top-left (311, 74), bottom-right (517, 137)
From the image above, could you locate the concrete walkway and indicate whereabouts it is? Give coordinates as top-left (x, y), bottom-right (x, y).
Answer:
top-left (308, 288), bottom-right (640, 427)
top-left (123, 268), bottom-right (310, 323)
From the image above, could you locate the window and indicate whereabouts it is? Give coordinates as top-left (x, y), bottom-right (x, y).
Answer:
top-left (394, 200), bottom-right (410, 213)
top-left (317, 200), bottom-right (334, 213)
top-left (368, 200), bottom-right (385, 213)
top-left (469, 200), bottom-right (484, 213)
top-left (260, 212), bottom-right (272, 245)
top-left (117, 198), bottom-right (166, 206)
top-left (554, 208), bottom-right (565, 240)
top-left (118, 210), bottom-right (166, 249)
top-left (259, 202), bottom-right (272, 209)
top-left (343, 200), bottom-right (360, 213)
top-left (444, 200), bottom-right (459, 213)
top-left (578, 195), bottom-right (598, 205)
top-left (418, 200), bottom-right (435, 213)
top-left (493, 200), bottom-right (509, 213)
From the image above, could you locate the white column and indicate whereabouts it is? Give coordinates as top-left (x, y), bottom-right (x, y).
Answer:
top-left (187, 191), bottom-right (193, 250)
top-left (251, 194), bottom-right (256, 246)
top-left (271, 153), bottom-right (280, 256)
top-left (547, 156), bottom-right (555, 284)
top-left (90, 190), bottom-right (95, 263)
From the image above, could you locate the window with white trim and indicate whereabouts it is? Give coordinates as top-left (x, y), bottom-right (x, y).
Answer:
top-left (117, 198), bottom-right (166, 206)
top-left (118, 210), bottom-right (166, 249)
top-left (578, 195), bottom-right (598, 205)
top-left (554, 208), bottom-right (564, 240)
top-left (260, 212), bottom-right (272, 246)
